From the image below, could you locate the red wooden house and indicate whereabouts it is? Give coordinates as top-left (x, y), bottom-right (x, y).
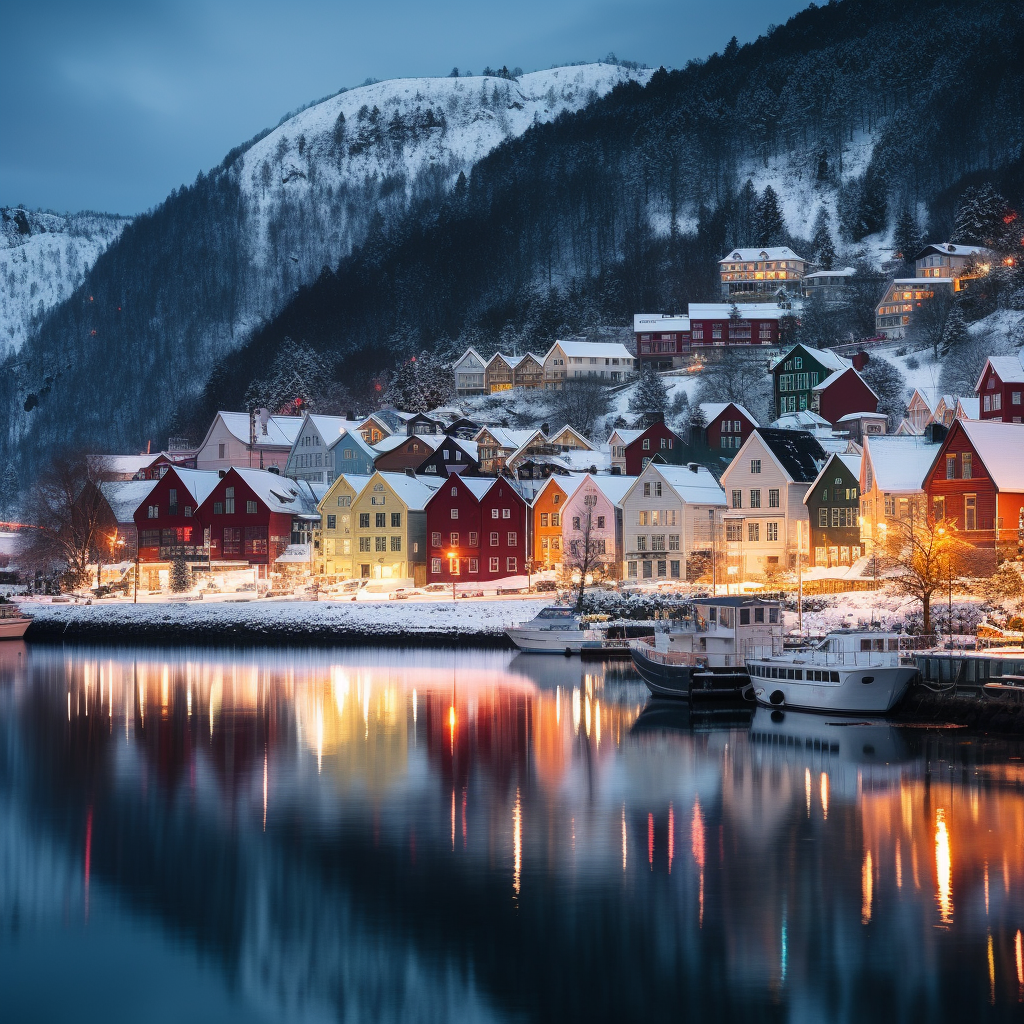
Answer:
top-left (811, 367), bottom-right (879, 427)
top-left (197, 468), bottom-right (319, 575)
top-left (924, 419), bottom-right (1024, 550)
top-left (134, 467), bottom-right (220, 565)
top-left (975, 357), bottom-right (1024, 422)
top-left (697, 402), bottom-right (759, 453)
top-left (623, 422), bottom-right (684, 476)
top-left (373, 435), bottom-right (440, 472)
top-left (426, 474), bottom-right (528, 582)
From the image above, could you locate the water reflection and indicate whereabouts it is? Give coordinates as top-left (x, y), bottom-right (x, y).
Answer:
top-left (0, 643), bottom-right (1023, 1021)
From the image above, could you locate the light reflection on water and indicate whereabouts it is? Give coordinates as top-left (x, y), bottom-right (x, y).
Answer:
top-left (0, 640), bottom-right (1024, 1021)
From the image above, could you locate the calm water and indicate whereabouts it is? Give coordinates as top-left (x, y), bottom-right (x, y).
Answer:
top-left (0, 643), bottom-right (1023, 1023)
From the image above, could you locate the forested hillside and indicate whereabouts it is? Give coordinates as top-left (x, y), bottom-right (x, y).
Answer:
top-left (4, 0), bottom-right (1024, 475)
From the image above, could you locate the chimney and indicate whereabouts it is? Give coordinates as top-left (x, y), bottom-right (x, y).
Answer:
top-left (218, 470), bottom-right (226, 478)
top-left (406, 468), bottom-right (416, 478)
top-left (852, 351), bottom-right (869, 371)
top-left (259, 408), bottom-right (270, 435)
top-left (347, 409), bottom-right (355, 420)
top-left (688, 463), bottom-right (700, 473)
top-left (541, 423), bottom-right (550, 435)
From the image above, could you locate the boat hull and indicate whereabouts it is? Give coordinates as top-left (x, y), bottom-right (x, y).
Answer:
top-left (750, 665), bottom-right (917, 715)
top-left (506, 628), bottom-right (591, 653)
top-left (0, 618), bottom-right (30, 640)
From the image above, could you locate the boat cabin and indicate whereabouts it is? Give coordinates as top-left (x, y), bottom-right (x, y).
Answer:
top-left (668, 596), bottom-right (783, 667)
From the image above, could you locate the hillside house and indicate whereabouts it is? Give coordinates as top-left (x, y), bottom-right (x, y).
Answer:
top-left (924, 420), bottom-right (1024, 550)
top-left (633, 313), bottom-right (691, 370)
top-left (372, 434), bottom-right (441, 472)
top-left (609, 429), bottom-right (643, 475)
top-left (717, 247), bottom-right (809, 299)
top-left (327, 429), bottom-right (378, 478)
top-left (622, 422), bottom-right (684, 476)
top-left (474, 427), bottom-right (541, 474)
top-left (687, 303), bottom-right (786, 350)
top-left (561, 475), bottom-right (634, 581)
top-left (316, 474), bottom-right (372, 578)
top-left (811, 366), bottom-right (879, 426)
top-left (858, 435), bottom-right (942, 551)
top-left (415, 438), bottom-right (481, 477)
top-left (357, 414), bottom-right (393, 445)
top-left (719, 429), bottom-right (827, 577)
top-left (697, 402), bottom-right (758, 454)
top-left (285, 414), bottom-right (364, 485)
top-left (975, 356), bottom-right (1024, 422)
top-left (834, 411), bottom-right (887, 445)
top-left (620, 462), bottom-right (725, 582)
top-left (349, 472), bottom-right (437, 583)
top-left (195, 411), bottom-right (303, 473)
top-left (453, 348), bottom-right (487, 396)
top-left (542, 341), bottom-right (635, 388)
top-left (801, 267), bottom-right (857, 299)
top-left (804, 454), bottom-right (862, 568)
top-left (771, 344), bottom-right (850, 418)
top-left (134, 468), bottom-right (220, 575)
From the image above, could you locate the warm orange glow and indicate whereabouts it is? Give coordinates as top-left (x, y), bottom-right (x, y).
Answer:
top-left (988, 932), bottom-right (996, 1005)
top-left (667, 803), bottom-right (674, 874)
top-left (513, 787), bottom-right (522, 898)
top-left (936, 808), bottom-right (953, 924)
top-left (449, 704), bottom-right (456, 755)
top-left (895, 839), bottom-right (902, 890)
top-left (820, 772), bottom-right (829, 821)
top-left (621, 805), bottom-right (627, 872)
top-left (985, 861), bottom-right (990, 915)
top-left (862, 849), bottom-right (873, 924)
top-left (692, 797), bottom-right (705, 927)
top-left (1016, 929), bottom-right (1023, 990)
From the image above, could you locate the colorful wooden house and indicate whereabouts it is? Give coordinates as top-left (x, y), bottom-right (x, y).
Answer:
top-left (316, 473), bottom-right (373, 578)
top-left (803, 453), bottom-right (863, 567)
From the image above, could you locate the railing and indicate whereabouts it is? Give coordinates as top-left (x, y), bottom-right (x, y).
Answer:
top-left (630, 637), bottom-right (707, 667)
top-left (744, 635), bottom-right (936, 665)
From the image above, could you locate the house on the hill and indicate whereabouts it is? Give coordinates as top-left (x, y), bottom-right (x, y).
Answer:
top-left (195, 411), bottom-right (302, 473)
top-left (372, 434), bottom-right (441, 472)
top-left (453, 348), bottom-right (487, 397)
top-left (771, 344), bottom-right (850, 418)
top-left (621, 422), bottom-right (684, 476)
top-left (697, 402), bottom-right (758, 454)
top-left (975, 356), bottom-right (1024, 422)
top-left (541, 340), bottom-right (635, 388)
top-left (804, 454), bottom-right (862, 568)
top-left (924, 419), bottom-right (1024, 550)
top-left (717, 247), bottom-right (809, 300)
top-left (811, 366), bottom-right (879, 426)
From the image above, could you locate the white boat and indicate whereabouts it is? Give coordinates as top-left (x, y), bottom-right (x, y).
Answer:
top-left (0, 603), bottom-right (31, 640)
top-left (506, 606), bottom-right (606, 654)
top-left (746, 630), bottom-right (925, 715)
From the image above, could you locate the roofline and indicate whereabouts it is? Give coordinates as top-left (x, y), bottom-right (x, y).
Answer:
top-left (802, 451), bottom-right (857, 504)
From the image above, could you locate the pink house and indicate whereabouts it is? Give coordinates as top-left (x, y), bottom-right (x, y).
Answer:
top-left (560, 475), bottom-right (635, 580)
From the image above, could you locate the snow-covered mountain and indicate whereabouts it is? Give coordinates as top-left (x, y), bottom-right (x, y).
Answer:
top-left (233, 64), bottom-right (653, 329)
top-left (0, 207), bottom-right (129, 357)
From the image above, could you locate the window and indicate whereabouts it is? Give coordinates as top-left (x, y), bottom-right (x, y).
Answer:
top-left (449, 532), bottom-right (459, 548)
top-left (750, 489), bottom-right (761, 509)
top-left (222, 527), bottom-right (241, 555)
top-left (655, 481), bottom-right (662, 497)
top-left (184, 506), bottom-right (192, 518)
top-left (244, 526), bottom-right (268, 555)
top-left (831, 508), bottom-right (840, 528)
top-left (490, 532), bottom-right (499, 546)
top-left (597, 515), bottom-right (605, 529)
top-left (984, 395), bottom-right (991, 412)
top-left (748, 522), bottom-right (759, 542)
top-left (247, 500), bottom-right (258, 514)
top-left (450, 508), bottom-right (459, 520)
top-left (946, 455), bottom-right (957, 479)
top-left (469, 558), bottom-right (479, 573)
top-left (218, 443), bottom-right (225, 459)
top-left (643, 560), bottom-right (653, 579)
top-left (359, 537), bottom-right (371, 552)
top-left (731, 489), bottom-right (742, 509)
top-left (669, 534), bottom-right (679, 550)
top-left (491, 509), bottom-right (499, 519)
top-left (994, 393), bottom-right (1002, 411)
top-left (965, 495), bottom-right (977, 531)
top-left (140, 529), bottom-right (160, 547)
top-left (147, 504), bottom-right (159, 519)
top-left (168, 488), bottom-right (178, 515)
top-left (431, 532), bottom-right (441, 547)
top-left (489, 557), bottom-right (499, 572)
top-left (670, 560), bottom-right (680, 579)
top-left (502, 508), bottom-right (511, 519)
top-left (327, 514), bottom-right (337, 530)
top-left (338, 495), bottom-right (351, 507)
top-left (962, 453), bottom-right (972, 480)
top-left (469, 532), bottom-right (478, 547)
top-left (540, 513), bottom-right (549, 527)
top-left (551, 513), bottom-right (560, 527)
top-left (652, 535), bottom-right (666, 551)
top-left (375, 536), bottom-right (387, 552)
top-left (391, 536), bottom-right (402, 551)
top-left (642, 438), bottom-right (650, 450)
top-left (766, 522), bottom-right (778, 542)
top-left (375, 513), bottom-right (386, 529)
top-left (643, 483), bottom-right (651, 497)
top-left (572, 516), bottom-right (581, 530)
top-left (933, 496), bottom-right (945, 521)
top-left (660, 438), bottom-right (667, 450)
top-left (768, 489), bottom-right (779, 508)
top-left (449, 556), bottom-right (460, 575)
top-left (213, 502), bottom-right (223, 516)
top-left (432, 558), bottom-right (441, 573)
top-left (750, 459), bottom-right (761, 474)
top-left (726, 521), bottom-right (742, 542)
top-left (740, 609), bottom-right (750, 625)
top-left (507, 557), bottom-right (517, 572)
top-left (636, 535), bottom-right (647, 551)
top-left (225, 487), bottom-right (235, 514)
top-left (1014, 392), bottom-right (1022, 405)
top-left (507, 532), bottom-right (517, 545)
top-left (819, 507), bottom-right (828, 528)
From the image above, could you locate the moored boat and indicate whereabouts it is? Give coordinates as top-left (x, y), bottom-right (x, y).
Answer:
top-left (0, 601), bottom-right (31, 640)
top-left (746, 630), bottom-right (927, 715)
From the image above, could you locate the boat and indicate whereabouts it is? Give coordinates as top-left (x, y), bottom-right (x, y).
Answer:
top-left (506, 605), bottom-right (658, 655)
top-left (0, 601), bottom-right (31, 640)
top-left (630, 596), bottom-right (783, 701)
top-left (745, 630), bottom-right (925, 715)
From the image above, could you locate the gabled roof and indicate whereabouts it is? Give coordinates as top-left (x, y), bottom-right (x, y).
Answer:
top-left (453, 347), bottom-right (486, 368)
top-left (558, 448), bottom-right (611, 472)
top-left (771, 410), bottom-right (832, 431)
top-left (98, 479), bottom-right (157, 523)
top-left (608, 428), bottom-right (644, 446)
top-left (546, 340), bottom-right (635, 361)
top-left (373, 433), bottom-right (441, 455)
top-left (305, 414), bottom-right (363, 441)
top-left (863, 436), bottom-right (941, 492)
top-left (214, 411), bottom-right (303, 448)
top-left (975, 355), bottom-right (1024, 391)
top-left (474, 426), bottom-right (540, 449)
top-left (634, 313), bottom-right (689, 332)
top-left (911, 242), bottom-right (993, 262)
top-left (485, 352), bottom-right (517, 370)
top-left (164, 468), bottom-right (221, 506)
top-left (327, 428), bottom-right (377, 457)
top-left (753, 428), bottom-right (828, 483)
top-left (550, 424), bottom-right (595, 450)
top-left (506, 430), bottom-right (552, 468)
top-left (688, 303), bottom-right (787, 321)
top-left (375, 472), bottom-right (440, 510)
top-left (770, 344), bottom-right (850, 373)
top-left (231, 468), bottom-right (319, 515)
top-left (719, 247), bottom-right (807, 263)
top-left (651, 464), bottom-right (726, 505)
top-left (835, 410), bottom-right (886, 422)
top-left (812, 366), bottom-right (880, 404)
top-left (357, 413), bottom-right (395, 436)
top-left (698, 402), bottom-right (758, 426)
top-left (316, 474), bottom-right (374, 513)
top-left (531, 473), bottom-right (590, 505)
top-left (577, 474), bottom-right (636, 507)
top-left (954, 397), bottom-right (980, 420)
top-left (803, 453), bottom-right (862, 504)
top-left (952, 420), bottom-right (1024, 492)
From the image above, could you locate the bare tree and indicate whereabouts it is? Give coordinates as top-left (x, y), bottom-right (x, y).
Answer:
top-left (906, 291), bottom-right (953, 360)
top-left (882, 514), bottom-right (970, 636)
top-left (546, 379), bottom-right (611, 438)
top-left (561, 506), bottom-right (611, 611)
top-left (693, 352), bottom-right (773, 425)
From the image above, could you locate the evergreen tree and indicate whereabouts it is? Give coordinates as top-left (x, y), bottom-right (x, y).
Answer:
top-left (628, 365), bottom-right (669, 425)
top-left (940, 302), bottom-right (970, 356)
top-left (169, 556), bottom-right (192, 593)
top-left (729, 303), bottom-right (742, 320)
top-left (853, 164), bottom-right (888, 240)
top-left (754, 186), bottom-right (785, 246)
top-left (0, 463), bottom-right (20, 522)
top-left (810, 208), bottom-right (837, 269)
top-left (892, 205), bottom-right (921, 266)
top-left (952, 184), bottom-right (1011, 247)
top-left (735, 179), bottom-right (758, 244)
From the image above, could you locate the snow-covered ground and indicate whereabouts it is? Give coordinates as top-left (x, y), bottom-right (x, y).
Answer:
top-left (0, 208), bottom-right (130, 356)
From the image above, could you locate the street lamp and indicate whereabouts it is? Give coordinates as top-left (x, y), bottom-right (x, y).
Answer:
top-left (447, 550), bottom-right (458, 601)
top-left (937, 525), bottom-right (952, 647)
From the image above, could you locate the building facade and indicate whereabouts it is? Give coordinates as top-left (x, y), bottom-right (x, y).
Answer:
top-left (622, 422), bottom-right (684, 476)
top-left (804, 454), bottom-right (862, 567)
top-left (560, 476), bottom-right (632, 581)
top-left (134, 467), bottom-right (220, 572)
top-left (717, 247), bottom-right (810, 299)
top-left (858, 436), bottom-right (941, 551)
top-left (976, 357), bottom-right (1024, 422)
top-left (771, 344), bottom-right (850, 418)
top-left (697, 402), bottom-right (758, 454)
top-left (453, 348), bottom-right (487, 396)
top-left (531, 475), bottom-right (581, 570)
top-left (541, 341), bottom-right (636, 388)
top-left (349, 472), bottom-right (436, 582)
top-left (316, 474), bottom-right (372, 578)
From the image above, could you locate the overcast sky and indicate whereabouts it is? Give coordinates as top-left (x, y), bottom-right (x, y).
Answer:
top-left (3, 0), bottom-right (808, 215)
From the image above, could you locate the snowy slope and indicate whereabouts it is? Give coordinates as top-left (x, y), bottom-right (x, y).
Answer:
top-left (0, 208), bottom-right (129, 356)
top-left (234, 65), bottom-right (652, 306)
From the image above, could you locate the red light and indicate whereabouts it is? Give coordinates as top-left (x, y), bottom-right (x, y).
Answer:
top-left (90, 329), bottom-right (97, 336)
top-left (89, 296), bottom-right (93, 301)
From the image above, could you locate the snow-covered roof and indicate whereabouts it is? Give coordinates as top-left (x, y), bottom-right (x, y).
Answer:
top-left (274, 543), bottom-right (311, 564)
top-left (98, 480), bottom-right (156, 523)
top-left (550, 424), bottom-right (595, 450)
top-left (718, 247), bottom-right (807, 264)
top-left (548, 340), bottom-right (635, 361)
top-left (474, 427), bottom-right (538, 449)
top-left (609, 428), bottom-right (644, 445)
top-left (376, 472), bottom-right (440, 510)
top-left (835, 410), bottom-right (886, 422)
top-left (698, 402), bottom-right (758, 425)
top-left (579, 475), bottom-right (636, 507)
top-left (770, 344), bottom-right (850, 373)
top-left (455, 477), bottom-right (498, 500)
top-left (453, 347), bottom-right (486, 368)
top-left (655, 464), bottom-right (726, 505)
top-left (166, 468), bottom-right (221, 506)
top-left (216, 411), bottom-right (303, 448)
top-left (231, 468), bottom-right (318, 514)
top-left (804, 453), bottom-right (862, 502)
top-left (688, 303), bottom-right (787, 321)
top-left (803, 267), bottom-right (857, 279)
top-left (557, 448), bottom-right (611, 472)
top-left (955, 397), bottom-right (980, 420)
top-left (818, 437), bottom-right (861, 455)
top-left (532, 473), bottom-right (589, 504)
top-left (955, 421), bottom-right (1024, 491)
top-left (912, 242), bottom-right (993, 261)
top-left (771, 410), bottom-right (832, 430)
top-left (890, 277), bottom-right (954, 286)
top-left (306, 414), bottom-right (363, 441)
top-left (633, 313), bottom-right (690, 332)
top-left (317, 474), bottom-right (374, 511)
top-left (812, 366), bottom-right (879, 404)
top-left (88, 454), bottom-right (156, 476)
top-left (372, 434), bottom-right (441, 455)
top-left (327, 429), bottom-right (376, 456)
top-left (976, 355), bottom-right (1024, 390)
top-left (864, 436), bottom-right (941, 492)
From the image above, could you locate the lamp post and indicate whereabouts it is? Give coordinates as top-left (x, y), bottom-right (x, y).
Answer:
top-left (937, 526), bottom-right (952, 648)
top-left (447, 550), bottom-right (458, 601)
